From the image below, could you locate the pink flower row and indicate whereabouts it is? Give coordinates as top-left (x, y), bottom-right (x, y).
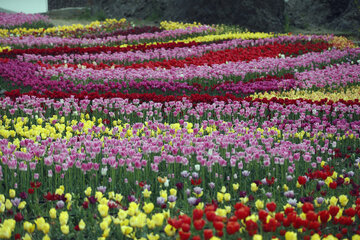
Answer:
top-left (0, 25), bottom-right (215, 48)
top-left (35, 48), bottom-right (360, 93)
top-left (0, 12), bottom-right (50, 28)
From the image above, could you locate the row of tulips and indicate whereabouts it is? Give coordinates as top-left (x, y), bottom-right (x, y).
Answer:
top-left (0, 12), bottom-right (51, 29)
top-left (0, 95), bottom-right (360, 239)
top-left (0, 18), bottom-right (127, 38)
top-left (1, 168), bottom-right (360, 239)
top-left (0, 25), bottom-right (215, 49)
top-left (16, 36), bottom-right (333, 66)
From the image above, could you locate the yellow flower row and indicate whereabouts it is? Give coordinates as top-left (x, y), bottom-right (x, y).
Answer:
top-left (251, 85), bottom-right (360, 102)
top-left (329, 36), bottom-right (358, 50)
top-left (159, 20), bottom-right (204, 30)
top-left (116, 31), bottom-right (283, 49)
top-left (0, 18), bottom-right (127, 38)
top-left (0, 114), bottom-right (356, 157)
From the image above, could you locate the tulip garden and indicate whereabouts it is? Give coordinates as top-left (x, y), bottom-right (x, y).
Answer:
top-left (0, 12), bottom-right (360, 240)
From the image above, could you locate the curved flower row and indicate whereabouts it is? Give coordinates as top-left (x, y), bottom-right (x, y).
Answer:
top-left (17, 35), bottom-right (332, 65)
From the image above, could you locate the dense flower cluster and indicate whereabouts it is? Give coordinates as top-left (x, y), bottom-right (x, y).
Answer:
top-left (0, 15), bottom-right (359, 239)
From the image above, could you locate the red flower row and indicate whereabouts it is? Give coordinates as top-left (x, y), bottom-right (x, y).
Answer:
top-left (0, 40), bottom-right (202, 57)
top-left (42, 41), bottom-right (331, 70)
top-left (4, 89), bottom-right (360, 106)
top-left (170, 200), bottom-right (360, 240)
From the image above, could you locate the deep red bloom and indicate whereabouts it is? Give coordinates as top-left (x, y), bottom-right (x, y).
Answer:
top-left (181, 223), bottom-right (190, 232)
top-left (329, 206), bottom-right (340, 217)
top-left (191, 178), bottom-right (202, 186)
top-left (275, 212), bottom-right (284, 222)
top-left (205, 211), bottom-right (216, 222)
top-left (298, 176), bottom-right (307, 185)
top-left (302, 202), bottom-right (314, 213)
top-left (344, 208), bottom-right (356, 217)
top-left (28, 188), bottom-right (34, 194)
top-left (193, 219), bottom-right (205, 230)
top-left (226, 221), bottom-right (240, 235)
top-left (259, 210), bottom-right (268, 223)
top-left (14, 212), bottom-right (23, 222)
top-left (14, 234), bottom-right (21, 240)
top-left (74, 225), bottom-right (80, 231)
top-left (191, 236), bottom-right (201, 240)
top-left (82, 201), bottom-right (89, 209)
top-left (179, 231), bottom-right (191, 240)
top-left (245, 220), bottom-right (258, 236)
top-left (266, 202), bottom-right (277, 212)
top-left (204, 229), bottom-right (213, 240)
top-left (192, 209), bottom-right (204, 220)
top-left (329, 182), bottom-right (337, 189)
top-left (213, 221), bottom-right (224, 231)
top-left (306, 211), bottom-right (318, 222)
top-left (179, 214), bottom-right (191, 225)
top-left (216, 230), bottom-right (224, 237)
top-left (319, 210), bottom-right (330, 223)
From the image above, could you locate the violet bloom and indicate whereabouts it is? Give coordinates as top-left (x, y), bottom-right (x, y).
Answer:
top-left (316, 197), bottom-right (324, 204)
top-left (56, 200), bottom-right (65, 209)
top-left (265, 192), bottom-right (272, 198)
top-left (284, 190), bottom-right (295, 198)
top-left (11, 198), bottom-right (21, 207)
top-left (287, 198), bottom-right (297, 206)
top-left (181, 171), bottom-right (190, 178)
top-left (192, 172), bottom-right (199, 179)
top-left (97, 186), bottom-right (107, 194)
top-left (286, 175), bottom-right (293, 182)
top-left (193, 187), bottom-right (203, 195)
top-left (208, 182), bottom-right (215, 189)
top-left (185, 189), bottom-right (191, 196)
top-left (157, 197), bottom-right (165, 205)
top-left (168, 195), bottom-right (177, 202)
top-left (187, 197), bottom-right (197, 206)
top-left (242, 170), bottom-right (250, 177)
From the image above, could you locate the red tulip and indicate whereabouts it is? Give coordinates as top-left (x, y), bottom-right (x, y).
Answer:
top-left (266, 202), bottom-right (277, 212)
top-left (192, 209), bottom-right (204, 220)
top-left (179, 231), bottom-right (191, 240)
top-left (226, 221), bottom-right (240, 235)
top-left (203, 229), bottom-right (213, 240)
top-left (193, 219), bottom-right (205, 230)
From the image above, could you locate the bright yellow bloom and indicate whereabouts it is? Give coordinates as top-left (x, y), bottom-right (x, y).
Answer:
top-left (85, 187), bottom-right (92, 197)
top-left (98, 204), bottom-right (109, 218)
top-left (285, 231), bottom-right (297, 240)
top-left (251, 183), bottom-right (258, 192)
top-left (147, 233), bottom-right (160, 240)
top-left (217, 192), bottom-right (224, 203)
top-left (339, 195), bottom-right (349, 207)
top-left (143, 202), bottom-right (154, 214)
top-left (164, 224), bottom-right (176, 237)
top-left (60, 225), bottom-right (69, 235)
top-left (18, 201), bottom-right (26, 210)
top-left (5, 199), bottom-right (12, 210)
top-left (43, 235), bottom-right (50, 240)
top-left (255, 200), bottom-right (264, 210)
top-left (79, 219), bottom-right (86, 231)
top-left (152, 213), bottom-right (164, 227)
top-left (23, 221), bottom-right (35, 233)
top-left (311, 234), bottom-right (321, 240)
top-left (121, 226), bottom-right (133, 235)
top-left (49, 208), bottom-right (57, 219)
top-left (253, 235), bottom-right (263, 240)
top-left (233, 183), bottom-right (239, 191)
top-left (59, 211), bottom-right (69, 226)
top-left (9, 189), bottom-right (15, 198)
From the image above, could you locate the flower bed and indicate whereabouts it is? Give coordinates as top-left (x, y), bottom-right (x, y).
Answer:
top-left (0, 16), bottom-right (360, 240)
